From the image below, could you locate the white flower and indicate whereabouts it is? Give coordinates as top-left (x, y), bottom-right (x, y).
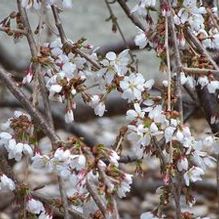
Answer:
top-left (120, 73), bottom-right (145, 102)
top-left (145, 0), bottom-right (156, 7)
top-left (0, 132), bottom-right (12, 146)
top-left (49, 84), bottom-right (62, 94)
top-left (148, 105), bottom-right (166, 124)
top-left (26, 199), bottom-right (45, 215)
top-left (126, 103), bottom-right (145, 120)
top-left (177, 156), bottom-right (189, 171)
top-left (101, 50), bottom-right (129, 82)
top-left (106, 52), bottom-right (117, 61)
top-left (162, 80), bottom-right (168, 87)
top-left (54, 148), bottom-right (71, 162)
top-left (14, 111), bottom-right (31, 120)
top-left (62, 62), bottom-right (76, 78)
top-left (70, 154), bottom-right (86, 171)
top-left (198, 76), bottom-right (209, 88)
top-left (32, 153), bottom-right (50, 169)
top-left (131, 2), bottom-right (147, 17)
top-left (117, 173), bottom-right (132, 198)
top-left (6, 140), bottom-right (23, 161)
top-left (77, 155), bottom-right (86, 170)
top-left (89, 95), bottom-right (105, 117)
top-left (22, 70), bottom-right (33, 84)
top-left (132, 0), bottom-right (156, 17)
top-left (109, 150), bottom-right (120, 167)
top-left (145, 79), bottom-right (154, 90)
top-left (134, 29), bottom-right (148, 49)
top-left (176, 130), bottom-right (184, 143)
top-left (0, 174), bottom-right (15, 191)
top-left (164, 126), bottom-right (175, 143)
top-left (94, 102), bottom-right (105, 117)
top-left (113, 49), bottom-right (129, 76)
top-left (180, 72), bottom-right (188, 85)
top-left (140, 212), bottom-right (159, 219)
top-left (38, 212), bottom-right (52, 219)
top-left (183, 166), bottom-right (205, 186)
top-left (65, 109), bottom-right (74, 123)
top-left (174, 1), bottom-right (205, 32)
top-left (22, 0), bottom-right (41, 9)
top-left (207, 81), bottom-right (219, 93)
top-left (174, 8), bottom-right (189, 25)
top-left (128, 124), bottom-right (151, 147)
top-left (23, 143), bottom-right (33, 157)
top-left (150, 122), bottom-right (158, 133)
top-left (192, 148), bottom-right (216, 170)
top-left (203, 136), bottom-right (214, 147)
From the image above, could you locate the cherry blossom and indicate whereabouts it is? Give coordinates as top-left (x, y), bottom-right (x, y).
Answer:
top-left (120, 73), bottom-right (152, 102)
top-left (134, 29), bottom-right (148, 49)
top-left (132, 0), bottom-right (156, 17)
top-left (38, 212), bottom-right (53, 219)
top-left (0, 174), bottom-right (15, 191)
top-left (126, 103), bottom-right (145, 120)
top-left (183, 166), bottom-right (205, 186)
top-left (117, 173), bottom-right (133, 198)
top-left (101, 49), bottom-right (129, 82)
top-left (89, 95), bottom-right (105, 117)
top-left (65, 109), bottom-right (74, 123)
top-left (109, 150), bottom-right (120, 167)
top-left (22, 0), bottom-right (73, 9)
top-left (177, 156), bottom-right (189, 172)
top-left (26, 198), bottom-right (45, 215)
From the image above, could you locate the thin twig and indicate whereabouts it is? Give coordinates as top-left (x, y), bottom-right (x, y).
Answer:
top-left (86, 178), bottom-right (107, 218)
top-left (186, 28), bottom-right (219, 71)
top-left (164, 15), bottom-right (174, 164)
top-left (169, 10), bottom-right (183, 123)
top-left (32, 191), bottom-right (86, 219)
top-left (116, 0), bottom-right (145, 31)
top-left (183, 67), bottom-right (219, 75)
top-left (51, 5), bottom-right (101, 70)
top-left (105, 0), bottom-right (135, 62)
top-left (57, 176), bottom-right (70, 219)
top-left (98, 164), bottom-right (120, 219)
top-left (0, 26), bottom-right (27, 35)
top-left (17, 2), bottom-right (70, 217)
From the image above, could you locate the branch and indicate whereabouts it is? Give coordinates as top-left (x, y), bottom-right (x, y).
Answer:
top-left (32, 191), bottom-right (86, 219)
top-left (86, 179), bottom-right (107, 218)
top-left (0, 65), bottom-right (59, 143)
top-left (169, 11), bottom-right (183, 122)
top-left (116, 0), bottom-right (145, 31)
top-left (186, 28), bottom-right (219, 71)
top-left (183, 67), bottom-right (219, 76)
top-left (98, 164), bottom-right (120, 219)
top-left (51, 5), bottom-right (101, 70)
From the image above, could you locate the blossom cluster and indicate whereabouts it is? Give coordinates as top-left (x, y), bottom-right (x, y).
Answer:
top-left (21, 0), bottom-right (73, 10)
top-left (26, 198), bottom-right (52, 219)
top-left (31, 146), bottom-right (132, 216)
top-left (0, 111), bottom-right (33, 161)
